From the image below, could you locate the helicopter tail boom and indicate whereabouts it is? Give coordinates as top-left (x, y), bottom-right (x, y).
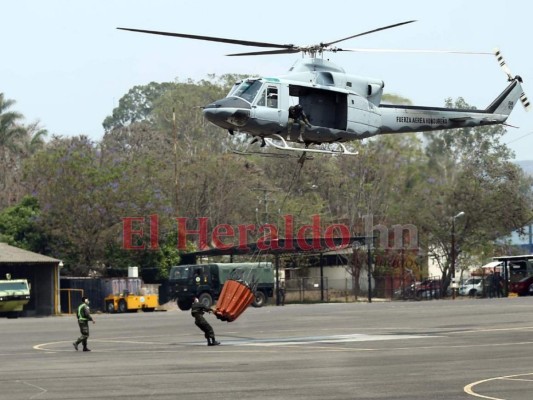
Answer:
top-left (378, 77), bottom-right (526, 135)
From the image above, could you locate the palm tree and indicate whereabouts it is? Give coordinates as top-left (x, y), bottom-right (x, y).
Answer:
top-left (0, 93), bottom-right (27, 199)
top-left (22, 122), bottom-right (48, 156)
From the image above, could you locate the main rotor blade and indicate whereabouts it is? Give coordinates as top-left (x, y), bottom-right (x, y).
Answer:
top-left (331, 47), bottom-right (492, 55)
top-left (227, 49), bottom-right (301, 56)
top-left (117, 27), bottom-right (294, 49)
top-left (322, 20), bottom-right (417, 47)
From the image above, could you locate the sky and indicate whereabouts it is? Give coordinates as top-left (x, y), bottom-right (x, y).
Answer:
top-left (2, 0), bottom-right (533, 160)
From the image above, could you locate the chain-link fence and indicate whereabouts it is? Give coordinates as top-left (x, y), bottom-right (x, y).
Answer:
top-left (281, 276), bottom-right (375, 303)
top-left (280, 275), bottom-right (445, 304)
top-left (373, 276), bottom-right (443, 301)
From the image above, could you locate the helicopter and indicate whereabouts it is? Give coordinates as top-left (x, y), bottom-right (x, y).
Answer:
top-left (118, 21), bottom-right (530, 155)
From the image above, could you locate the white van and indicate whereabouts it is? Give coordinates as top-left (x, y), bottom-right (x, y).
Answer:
top-left (458, 278), bottom-right (484, 297)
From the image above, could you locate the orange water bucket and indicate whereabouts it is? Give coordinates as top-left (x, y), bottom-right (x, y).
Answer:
top-left (214, 280), bottom-right (255, 322)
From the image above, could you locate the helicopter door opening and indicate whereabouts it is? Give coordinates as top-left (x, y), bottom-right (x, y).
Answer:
top-left (251, 84), bottom-right (282, 126)
top-left (288, 85), bottom-right (347, 130)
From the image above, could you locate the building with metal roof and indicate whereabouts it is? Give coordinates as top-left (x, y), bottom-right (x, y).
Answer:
top-left (0, 243), bottom-right (61, 316)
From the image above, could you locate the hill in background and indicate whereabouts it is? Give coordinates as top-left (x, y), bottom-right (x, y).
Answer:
top-left (516, 160), bottom-right (533, 176)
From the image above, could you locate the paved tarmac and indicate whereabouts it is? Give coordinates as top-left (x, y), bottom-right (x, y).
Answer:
top-left (1, 296), bottom-right (533, 400)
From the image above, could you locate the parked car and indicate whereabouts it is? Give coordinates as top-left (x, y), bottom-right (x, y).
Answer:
top-left (415, 279), bottom-right (441, 299)
top-left (458, 277), bottom-right (484, 297)
top-left (509, 276), bottom-right (533, 296)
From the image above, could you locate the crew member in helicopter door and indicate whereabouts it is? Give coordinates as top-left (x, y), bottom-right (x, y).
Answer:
top-left (287, 104), bottom-right (312, 142)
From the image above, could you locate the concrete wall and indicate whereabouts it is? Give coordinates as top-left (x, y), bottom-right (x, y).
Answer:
top-left (301, 265), bottom-right (375, 292)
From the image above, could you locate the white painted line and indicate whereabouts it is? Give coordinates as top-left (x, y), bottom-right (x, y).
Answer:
top-left (464, 372), bottom-right (533, 400)
top-left (17, 380), bottom-right (48, 399)
top-left (220, 333), bottom-right (434, 346)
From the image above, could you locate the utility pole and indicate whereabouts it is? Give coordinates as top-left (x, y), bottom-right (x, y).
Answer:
top-left (253, 187), bottom-right (281, 304)
top-left (451, 221), bottom-right (456, 299)
top-left (253, 187), bottom-right (278, 225)
top-left (367, 235), bottom-right (373, 303)
top-left (451, 211), bottom-right (465, 299)
top-left (400, 247), bottom-right (405, 297)
top-left (173, 108), bottom-right (179, 215)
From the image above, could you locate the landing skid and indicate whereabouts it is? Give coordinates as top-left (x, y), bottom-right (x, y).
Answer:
top-left (230, 144), bottom-right (314, 160)
top-left (231, 149), bottom-right (299, 158)
top-left (265, 135), bottom-right (358, 155)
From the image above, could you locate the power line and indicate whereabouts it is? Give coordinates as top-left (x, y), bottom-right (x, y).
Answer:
top-left (505, 130), bottom-right (533, 145)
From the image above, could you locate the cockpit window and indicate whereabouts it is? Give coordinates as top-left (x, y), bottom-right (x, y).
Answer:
top-left (227, 82), bottom-right (241, 97)
top-left (266, 87), bottom-right (278, 108)
top-left (256, 86), bottom-right (278, 108)
top-left (256, 90), bottom-right (266, 106)
top-left (232, 80), bottom-right (263, 103)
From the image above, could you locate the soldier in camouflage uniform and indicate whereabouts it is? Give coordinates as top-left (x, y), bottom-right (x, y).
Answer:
top-left (287, 104), bottom-right (312, 142)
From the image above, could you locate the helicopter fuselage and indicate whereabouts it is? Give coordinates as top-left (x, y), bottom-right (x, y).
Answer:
top-left (203, 58), bottom-right (522, 148)
top-left (203, 58), bottom-right (385, 143)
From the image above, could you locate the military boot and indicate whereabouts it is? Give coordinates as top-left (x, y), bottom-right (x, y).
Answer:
top-left (208, 336), bottom-right (220, 346)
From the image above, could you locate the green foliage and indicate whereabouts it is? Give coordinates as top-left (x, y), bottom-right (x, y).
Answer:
top-left (0, 196), bottom-right (48, 252)
top-left (102, 82), bottom-right (178, 132)
top-left (0, 93), bottom-right (27, 207)
top-left (0, 94), bottom-right (49, 209)
top-left (0, 93), bottom-right (26, 152)
top-left (102, 75), bottom-right (239, 134)
top-left (23, 135), bottom-right (174, 275)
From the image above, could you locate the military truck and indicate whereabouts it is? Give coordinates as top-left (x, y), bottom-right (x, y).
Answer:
top-left (161, 262), bottom-right (274, 311)
top-left (0, 274), bottom-right (31, 318)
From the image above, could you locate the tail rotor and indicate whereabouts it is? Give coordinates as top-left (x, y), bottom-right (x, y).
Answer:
top-left (520, 92), bottom-right (531, 111)
top-left (494, 48), bottom-right (531, 111)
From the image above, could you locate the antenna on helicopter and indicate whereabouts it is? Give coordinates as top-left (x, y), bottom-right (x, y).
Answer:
top-left (494, 48), bottom-right (531, 111)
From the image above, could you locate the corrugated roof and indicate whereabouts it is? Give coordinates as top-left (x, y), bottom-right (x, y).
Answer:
top-left (481, 261), bottom-right (503, 269)
top-left (0, 243), bottom-right (60, 263)
top-left (184, 237), bottom-right (368, 257)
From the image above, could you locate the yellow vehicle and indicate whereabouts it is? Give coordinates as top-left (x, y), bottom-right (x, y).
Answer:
top-left (104, 291), bottom-right (158, 313)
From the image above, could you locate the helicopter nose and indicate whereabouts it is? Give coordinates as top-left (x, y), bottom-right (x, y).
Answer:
top-left (203, 97), bottom-right (251, 128)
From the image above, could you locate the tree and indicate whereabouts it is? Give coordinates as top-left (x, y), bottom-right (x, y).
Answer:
top-left (406, 97), bottom-right (533, 292)
top-left (102, 82), bottom-right (177, 132)
top-left (0, 93), bottom-right (27, 207)
top-left (24, 135), bottom-right (174, 274)
top-left (0, 93), bottom-right (25, 155)
top-left (22, 123), bottom-right (47, 156)
top-left (152, 79), bottom-right (232, 156)
top-left (0, 196), bottom-right (49, 252)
